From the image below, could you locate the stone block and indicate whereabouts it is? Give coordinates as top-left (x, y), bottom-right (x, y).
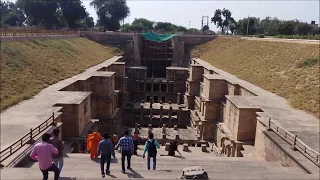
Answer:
top-left (201, 144), bottom-right (207, 152)
top-left (174, 125), bottom-right (178, 130)
top-left (183, 143), bottom-right (189, 151)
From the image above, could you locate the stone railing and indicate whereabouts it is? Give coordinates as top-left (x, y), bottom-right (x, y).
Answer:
top-left (267, 118), bottom-right (320, 167)
top-left (0, 113), bottom-right (56, 166)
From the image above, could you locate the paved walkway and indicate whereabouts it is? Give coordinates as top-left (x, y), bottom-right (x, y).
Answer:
top-left (1, 146), bottom-right (318, 179)
top-left (241, 37), bottom-right (320, 44)
top-left (0, 56), bottom-right (122, 151)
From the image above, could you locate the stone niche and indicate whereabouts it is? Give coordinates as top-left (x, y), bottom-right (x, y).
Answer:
top-left (166, 67), bottom-right (189, 81)
top-left (186, 80), bottom-right (200, 96)
top-left (107, 62), bottom-right (126, 92)
top-left (90, 72), bottom-right (115, 97)
top-left (54, 92), bottom-right (92, 139)
top-left (201, 120), bottom-right (215, 140)
top-left (202, 101), bottom-right (221, 121)
top-left (189, 64), bottom-right (204, 81)
top-left (126, 66), bottom-right (147, 80)
top-left (224, 96), bottom-right (261, 142)
top-left (202, 74), bottom-right (227, 101)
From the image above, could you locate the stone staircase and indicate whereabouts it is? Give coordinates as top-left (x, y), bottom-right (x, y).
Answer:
top-left (0, 146), bottom-right (318, 180)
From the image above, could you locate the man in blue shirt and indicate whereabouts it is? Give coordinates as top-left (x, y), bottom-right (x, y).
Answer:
top-left (115, 129), bottom-right (134, 173)
top-left (142, 133), bottom-right (160, 170)
top-left (97, 133), bottom-right (115, 177)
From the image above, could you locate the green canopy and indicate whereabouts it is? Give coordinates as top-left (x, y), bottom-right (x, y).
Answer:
top-left (141, 32), bottom-right (179, 42)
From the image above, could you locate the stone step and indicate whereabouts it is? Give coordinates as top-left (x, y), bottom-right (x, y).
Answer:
top-left (28, 161), bottom-right (300, 173)
top-left (1, 167), bottom-right (318, 180)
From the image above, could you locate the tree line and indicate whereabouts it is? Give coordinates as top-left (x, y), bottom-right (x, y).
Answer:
top-left (211, 8), bottom-right (320, 38)
top-left (1, 1), bottom-right (319, 38)
top-left (122, 18), bottom-right (193, 33)
top-left (0, 0), bottom-right (130, 30)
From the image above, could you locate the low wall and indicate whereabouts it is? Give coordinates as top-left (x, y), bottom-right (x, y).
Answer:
top-left (0, 34), bottom-right (80, 42)
top-left (80, 31), bottom-right (133, 49)
top-left (80, 31), bottom-right (216, 48)
top-left (254, 120), bottom-right (319, 175)
top-left (180, 34), bottom-right (216, 45)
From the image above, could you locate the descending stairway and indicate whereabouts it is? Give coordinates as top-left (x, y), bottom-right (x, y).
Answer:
top-left (0, 146), bottom-right (318, 180)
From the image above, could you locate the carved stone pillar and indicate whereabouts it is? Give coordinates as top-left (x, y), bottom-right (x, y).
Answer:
top-left (160, 105), bottom-right (163, 124)
top-left (235, 141), bottom-right (243, 157)
top-left (226, 144), bottom-right (231, 157)
top-left (169, 106), bottom-right (172, 124)
top-left (231, 140), bottom-right (236, 157)
top-left (140, 104), bottom-right (143, 124)
top-left (177, 93), bottom-right (181, 105)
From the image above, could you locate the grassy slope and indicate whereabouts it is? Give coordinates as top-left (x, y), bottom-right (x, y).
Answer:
top-left (191, 37), bottom-right (320, 118)
top-left (0, 37), bottom-right (120, 111)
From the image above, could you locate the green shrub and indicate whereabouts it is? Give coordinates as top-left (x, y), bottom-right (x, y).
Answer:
top-left (297, 57), bottom-right (320, 68)
top-left (258, 34), bottom-right (265, 38)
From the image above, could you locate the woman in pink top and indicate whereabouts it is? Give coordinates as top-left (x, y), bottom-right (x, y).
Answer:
top-left (30, 133), bottom-right (59, 180)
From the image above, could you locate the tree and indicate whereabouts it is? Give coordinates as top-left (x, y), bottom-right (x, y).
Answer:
top-left (84, 16), bottom-right (94, 28)
top-left (154, 22), bottom-right (187, 32)
top-left (0, 1), bottom-right (26, 27)
top-left (90, 0), bottom-right (130, 31)
top-left (228, 21), bottom-right (236, 35)
top-left (201, 25), bottom-right (209, 31)
top-left (123, 23), bottom-right (132, 31)
top-left (211, 8), bottom-right (234, 34)
top-left (131, 18), bottom-right (154, 31)
top-left (59, 0), bottom-right (87, 29)
top-left (235, 17), bottom-right (260, 35)
top-left (17, 0), bottom-right (61, 29)
top-left (295, 23), bottom-right (313, 35)
top-left (259, 16), bottom-right (281, 36)
top-left (175, 25), bottom-right (187, 32)
top-left (154, 22), bottom-right (173, 31)
top-left (278, 20), bottom-right (299, 35)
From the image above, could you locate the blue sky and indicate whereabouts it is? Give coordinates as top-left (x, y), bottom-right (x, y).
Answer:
top-left (82, 0), bottom-right (320, 31)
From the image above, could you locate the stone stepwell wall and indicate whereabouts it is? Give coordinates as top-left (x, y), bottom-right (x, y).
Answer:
top-left (80, 31), bottom-right (216, 49)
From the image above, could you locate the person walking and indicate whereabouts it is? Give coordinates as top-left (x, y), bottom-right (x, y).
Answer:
top-left (30, 133), bottom-right (60, 180)
top-left (142, 133), bottom-right (160, 170)
top-left (87, 132), bottom-right (102, 159)
top-left (115, 129), bottom-right (134, 173)
top-left (133, 132), bottom-right (139, 155)
top-left (97, 133), bottom-right (115, 177)
top-left (111, 132), bottom-right (119, 148)
top-left (49, 128), bottom-right (64, 173)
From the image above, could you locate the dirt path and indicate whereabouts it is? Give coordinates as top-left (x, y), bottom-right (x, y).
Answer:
top-left (241, 37), bottom-right (320, 44)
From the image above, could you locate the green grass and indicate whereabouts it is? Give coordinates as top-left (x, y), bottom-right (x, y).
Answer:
top-left (297, 57), bottom-right (320, 68)
top-left (0, 37), bottom-right (121, 111)
top-left (192, 37), bottom-right (320, 118)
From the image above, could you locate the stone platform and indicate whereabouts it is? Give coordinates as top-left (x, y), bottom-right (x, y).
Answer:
top-left (129, 127), bottom-right (202, 145)
top-left (1, 146), bottom-right (318, 180)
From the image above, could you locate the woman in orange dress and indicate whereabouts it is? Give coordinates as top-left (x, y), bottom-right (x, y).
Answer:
top-left (87, 132), bottom-right (102, 159)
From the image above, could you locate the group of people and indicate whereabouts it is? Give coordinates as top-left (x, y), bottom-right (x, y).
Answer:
top-left (94, 129), bottom-right (181, 177)
top-left (30, 129), bottom-right (182, 180)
